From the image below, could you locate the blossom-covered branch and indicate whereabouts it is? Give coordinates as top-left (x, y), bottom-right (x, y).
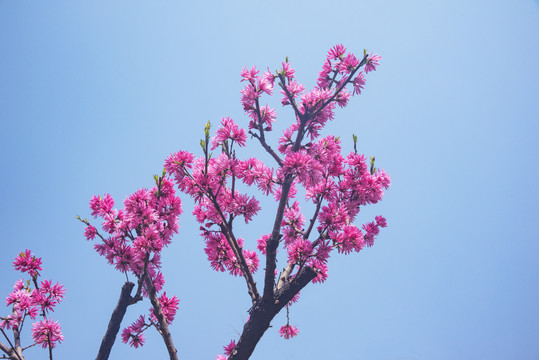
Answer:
top-left (0, 251), bottom-right (65, 360)
top-left (79, 173), bottom-right (181, 359)
top-left (164, 44), bottom-right (390, 359)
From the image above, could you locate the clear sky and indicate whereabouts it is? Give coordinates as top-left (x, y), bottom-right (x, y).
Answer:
top-left (1, 1), bottom-right (538, 359)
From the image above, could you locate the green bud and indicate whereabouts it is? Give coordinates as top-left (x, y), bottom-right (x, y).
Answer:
top-left (370, 156), bottom-right (376, 175)
top-left (204, 120), bottom-right (211, 137)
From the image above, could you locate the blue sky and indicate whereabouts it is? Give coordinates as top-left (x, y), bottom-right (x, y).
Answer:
top-left (1, 1), bottom-right (538, 359)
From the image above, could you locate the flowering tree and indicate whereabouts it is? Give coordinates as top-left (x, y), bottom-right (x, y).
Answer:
top-left (77, 175), bottom-right (182, 360)
top-left (0, 250), bottom-right (65, 360)
top-left (1, 44), bottom-right (389, 360)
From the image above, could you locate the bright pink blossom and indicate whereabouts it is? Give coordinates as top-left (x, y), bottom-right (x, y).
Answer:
top-left (13, 250), bottom-right (43, 278)
top-left (279, 324), bottom-right (299, 339)
top-left (211, 117), bottom-right (247, 150)
top-left (280, 61), bottom-right (295, 80)
top-left (31, 318), bottom-right (64, 348)
top-left (146, 292), bottom-right (180, 325)
top-left (84, 224), bottom-right (97, 240)
top-left (339, 53), bottom-right (360, 74)
top-left (122, 315), bottom-right (146, 348)
top-left (328, 44), bottom-right (346, 60)
top-left (256, 234), bottom-right (270, 255)
top-left (352, 72), bottom-right (366, 95)
top-left (240, 66), bottom-right (259, 83)
top-left (224, 339), bottom-right (236, 356)
top-left (365, 52), bottom-right (382, 73)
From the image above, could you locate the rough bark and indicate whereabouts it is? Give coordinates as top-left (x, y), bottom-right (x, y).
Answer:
top-left (229, 266), bottom-right (317, 360)
top-left (95, 281), bottom-right (135, 360)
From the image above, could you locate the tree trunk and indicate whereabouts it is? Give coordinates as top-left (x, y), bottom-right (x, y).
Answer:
top-left (96, 282), bottom-right (135, 360)
top-left (229, 266), bottom-right (317, 360)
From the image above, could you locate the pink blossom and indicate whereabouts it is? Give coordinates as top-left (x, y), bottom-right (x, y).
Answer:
top-left (230, 192), bottom-right (261, 224)
top-left (310, 259), bottom-right (329, 284)
top-left (241, 83), bottom-right (258, 112)
top-left (289, 292), bottom-right (300, 305)
top-left (38, 279), bottom-right (66, 306)
top-left (240, 66), bottom-right (259, 83)
top-left (328, 44), bottom-right (346, 60)
top-left (335, 225), bottom-right (365, 254)
top-left (152, 292), bottom-right (180, 324)
top-left (339, 53), bottom-right (359, 74)
top-left (318, 202), bottom-right (349, 232)
top-left (224, 339), bottom-right (236, 356)
top-left (352, 72), bottom-right (366, 95)
top-left (263, 69), bottom-right (275, 88)
top-left (256, 234), bottom-right (270, 255)
top-left (13, 279), bottom-right (24, 291)
top-left (211, 117), bottom-right (247, 150)
top-left (365, 52), bottom-right (382, 73)
top-left (164, 150), bottom-right (195, 184)
top-left (287, 238), bottom-right (313, 264)
top-left (257, 76), bottom-right (273, 95)
top-left (335, 88), bottom-right (351, 108)
top-left (280, 151), bottom-right (323, 188)
top-left (6, 289), bottom-right (32, 310)
top-left (279, 324), bottom-right (299, 339)
top-left (0, 311), bottom-right (23, 330)
top-left (243, 249), bottom-right (259, 274)
top-left (362, 220), bottom-right (382, 247)
top-left (317, 59), bottom-right (333, 88)
top-left (13, 249), bottom-right (43, 278)
top-left (259, 105), bottom-right (276, 130)
top-left (90, 194), bottom-right (115, 217)
top-left (280, 80), bottom-right (305, 105)
top-left (31, 318), bottom-right (64, 348)
top-left (375, 215), bottom-right (388, 228)
top-left (84, 224), bottom-right (97, 240)
top-left (280, 61), bottom-right (295, 80)
top-left (122, 315), bottom-right (146, 348)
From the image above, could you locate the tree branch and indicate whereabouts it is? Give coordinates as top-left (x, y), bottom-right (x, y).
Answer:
top-left (249, 132), bottom-right (283, 167)
top-left (0, 330), bottom-right (22, 360)
top-left (229, 266), bottom-right (317, 360)
top-left (96, 281), bottom-right (136, 360)
top-left (144, 275), bottom-right (178, 360)
top-left (218, 223), bottom-right (260, 303)
top-left (263, 105), bottom-right (309, 303)
top-left (209, 188), bottom-right (260, 303)
top-left (277, 73), bottom-right (303, 121)
top-left (310, 53), bottom-right (368, 120)
top-left (262, 173), bottom-right (294, 303)
top-left (0, 339), bottom-right (13, 360)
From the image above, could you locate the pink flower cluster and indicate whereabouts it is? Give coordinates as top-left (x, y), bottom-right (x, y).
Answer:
top-left (121, 315), bottom-right (146, 348)
top-left (82, 175), bottom-right (182, 348)
top-left (31, 319), bottom-right (64, 349)
top-left (12, 249), bottom-right (43, 278)
top-left (1, 250), bottom-right (65, 352)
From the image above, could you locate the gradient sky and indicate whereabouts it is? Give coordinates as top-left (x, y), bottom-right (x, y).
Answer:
top-left (1, 1), bottom-right (538, 359)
